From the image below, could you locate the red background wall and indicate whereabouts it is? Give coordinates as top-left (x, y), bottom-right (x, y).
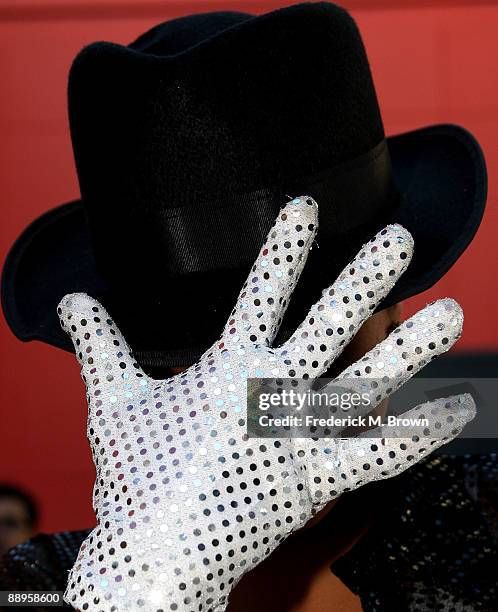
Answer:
top-left (1, 1), bottom-right (497, 534)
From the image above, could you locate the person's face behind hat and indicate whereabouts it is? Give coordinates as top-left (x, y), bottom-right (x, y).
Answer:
top-left (224, 304), bottom-right (402, 612)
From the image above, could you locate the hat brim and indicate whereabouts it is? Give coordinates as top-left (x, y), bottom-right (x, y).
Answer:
top-left (1, 124), bottom-right (487, 369)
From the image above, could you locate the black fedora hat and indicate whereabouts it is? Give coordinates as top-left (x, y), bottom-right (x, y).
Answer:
top-left (1, 2), bottom-right (487, 374)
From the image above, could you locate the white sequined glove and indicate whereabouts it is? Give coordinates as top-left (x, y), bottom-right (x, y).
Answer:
top-left (60, 197), bottom-right (475, 612)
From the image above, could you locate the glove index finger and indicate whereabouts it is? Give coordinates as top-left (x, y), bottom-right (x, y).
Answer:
top-left (58, 293), bottom-right (146, 392)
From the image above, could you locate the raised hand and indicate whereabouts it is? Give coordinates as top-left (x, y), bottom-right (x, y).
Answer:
top-left (60, 197), bottom-right (474, 612)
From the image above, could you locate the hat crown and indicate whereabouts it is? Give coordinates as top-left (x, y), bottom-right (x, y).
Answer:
top-left (66, 2), bottom-right (397, 350)
top-left (69, 3), bottom-right (384, 214)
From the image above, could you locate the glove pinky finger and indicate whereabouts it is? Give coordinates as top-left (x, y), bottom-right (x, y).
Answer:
top-left (341, 393), bottom-right (475, 486)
